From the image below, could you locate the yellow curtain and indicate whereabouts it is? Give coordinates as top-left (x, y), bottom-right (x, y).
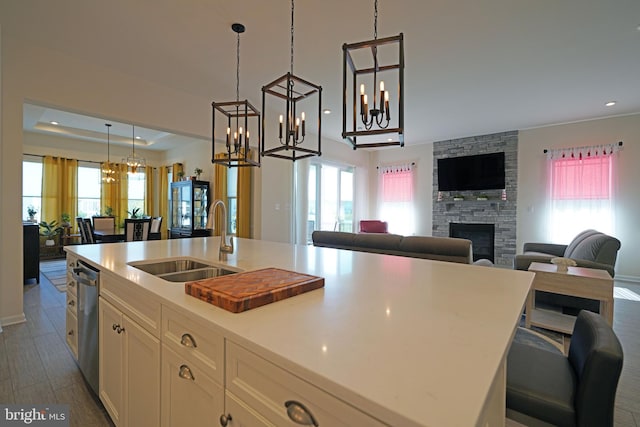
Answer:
top-left (212, 154), bottom-right (228, 236)
top-left (172, 163), bottom-right (183, 182)
top-left (101, 163), bottom-right (129, 227)
top-left (236, 150), bottom-right (253, 238)
top-left (158, 166), bottom-right (169, 239)
top-left (42, 156), bottom-right (78, 226)
top-left (144, 166), bottom-right (155, 217)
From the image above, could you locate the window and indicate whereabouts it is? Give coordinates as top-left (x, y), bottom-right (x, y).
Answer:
top-left (308, 162), bottom-right (354, 241)
top-left (23, 159), bottom-right (43, 222)
top-left (128, 171), bottom-right (146, 216)
top-left (547, 145), bottom-right (618, 243)
top-left (379, 164), bottom-right (415, 235)
top-left (77, 163), bottom-right (101, 217)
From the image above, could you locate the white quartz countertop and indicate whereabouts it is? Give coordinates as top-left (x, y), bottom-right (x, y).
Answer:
top-left (66, 236), bottom-right (533, 426)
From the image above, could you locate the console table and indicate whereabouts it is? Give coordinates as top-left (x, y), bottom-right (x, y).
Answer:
top-left (526, 262), bottom-right (613, 334)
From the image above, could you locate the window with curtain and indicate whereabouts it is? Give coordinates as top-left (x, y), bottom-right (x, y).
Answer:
top-left (23, 159), bottom-right (43, 222)
top-left (379, 163), bottom-right (415, 235)
top-left (128, 171), bottom-right (146, 216)
top-left (78, 162), bottom-right (101, 217)
top-left (547, 144), bottom-right (620, 243)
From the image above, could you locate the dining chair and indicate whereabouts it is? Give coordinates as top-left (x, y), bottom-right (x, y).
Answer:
top-left (82, 218), bottom-right (96, 244)
top-left (92, 216), bottom-right (115, 233)
top-left (148, 216), bottom-right (163, 240)
top-left (124, 218), bottom-right (151, 241)
top-left (76, 217), bottom-right (88, 244)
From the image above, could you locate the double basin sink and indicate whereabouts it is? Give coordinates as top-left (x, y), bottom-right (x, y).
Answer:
top-left (129, 258), bottom-right (238, 282)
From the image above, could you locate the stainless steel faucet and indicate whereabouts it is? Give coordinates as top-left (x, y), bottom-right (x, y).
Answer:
top-left (207, 199), bottom-right (234, 261)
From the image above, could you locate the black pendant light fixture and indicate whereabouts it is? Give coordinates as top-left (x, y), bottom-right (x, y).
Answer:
top-left (102, 123), bottom-right (117, 183)
top-left (342, 0), bottom-right (404, 149)
top-left (212, 23), bottom-right (261, 168)
top-left (261, 0), bottom-right (322, 162)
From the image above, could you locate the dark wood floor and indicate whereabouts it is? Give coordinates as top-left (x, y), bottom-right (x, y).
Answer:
top-left (1, 266), bottom-right (639, 426)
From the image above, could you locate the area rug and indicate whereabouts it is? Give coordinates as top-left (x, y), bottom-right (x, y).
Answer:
top-left (40, 259), bottom-right (67, 292)
top-left (515, 314), bottom-right (566, 354)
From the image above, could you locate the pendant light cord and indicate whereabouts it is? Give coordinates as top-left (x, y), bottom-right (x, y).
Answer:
top-left (236, 29), bottom-right (240, 102)
top-left (290, 0), bottom-right (295, 75)
top-left (374, 0), bottom-right (378, 40)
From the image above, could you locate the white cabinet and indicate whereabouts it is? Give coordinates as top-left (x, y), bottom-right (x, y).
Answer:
top-left (160, 305), bottom-right (225, 427)
top-left (224, 341), bottom-right (386, 427)
top-left (99, 273), bottom-right (161, 427)
top-left (65, 255), bottom-right (79, 359)
top-left (161, 345), bottom-right (224, 427)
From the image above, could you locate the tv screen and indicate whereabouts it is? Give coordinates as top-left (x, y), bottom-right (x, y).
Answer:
top-left (437, 152), bottom-right (505, 191)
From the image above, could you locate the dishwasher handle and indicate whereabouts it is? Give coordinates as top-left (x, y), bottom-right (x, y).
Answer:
top-left (72, 264), bottom-right (99, 287)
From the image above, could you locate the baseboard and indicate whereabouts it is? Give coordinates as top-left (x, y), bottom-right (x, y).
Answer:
top-left (615, 274), bottom-right (640, 284)
top-left (0, 313), bottom-right (27, 328)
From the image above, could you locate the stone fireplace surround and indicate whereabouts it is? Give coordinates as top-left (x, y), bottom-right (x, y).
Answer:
top-left (432, 131), bottom-right (518, 268)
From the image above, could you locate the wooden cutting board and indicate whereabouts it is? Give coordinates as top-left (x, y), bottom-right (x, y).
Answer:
top-left (184, 268), bottom-right (324, 313)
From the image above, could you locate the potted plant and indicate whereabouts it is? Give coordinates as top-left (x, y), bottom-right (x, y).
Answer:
top-left (27, 205), bottom-right (37, 222)
top-left (39, 220), bottom-right (63, 246)
top-left (194, 167), bottom-right (203, 180)
top-left (60, 212), bottom-right (71, 227)
top-left (128, 207), bottom-right (141, 218)
top-left (104, 206), bottom-right (114, 216)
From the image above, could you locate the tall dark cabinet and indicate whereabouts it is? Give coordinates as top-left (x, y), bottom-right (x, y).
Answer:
top-left (23, 222), bottom-right (40, 283)
top-left (169, 180), bottom-right (212, 238)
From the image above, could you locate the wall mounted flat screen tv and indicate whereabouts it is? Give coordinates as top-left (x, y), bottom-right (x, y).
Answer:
top-left (437, 152), bottom-right (505, 191)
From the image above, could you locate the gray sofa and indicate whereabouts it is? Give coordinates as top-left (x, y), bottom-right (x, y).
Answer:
top-left (514, 229), bottom-right (621, 313)
top-left (311, 231), bottom-right (473, 264)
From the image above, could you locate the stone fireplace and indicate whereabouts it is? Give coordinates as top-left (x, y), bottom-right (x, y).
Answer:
top-left (450, 223), bottom-right (496, 262)
top-left (432, 131), bottom-right (517, 267)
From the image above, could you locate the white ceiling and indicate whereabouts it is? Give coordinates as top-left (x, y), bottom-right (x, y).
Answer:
top-left (3, 0), bottom-right (640, 150)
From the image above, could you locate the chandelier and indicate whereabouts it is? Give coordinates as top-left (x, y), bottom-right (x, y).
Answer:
top-left (102, 123), bottom-right (117, 183)
top-left (342, 0), bottom-right (405, 148)
top-left (261, 0), bottom-right (322, 162)
top-left (123, 125), bottom-right (146, 175)
top-left (212, 23), bottom-right (261, 168)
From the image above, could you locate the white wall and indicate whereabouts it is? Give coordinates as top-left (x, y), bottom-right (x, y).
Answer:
top-left (518, 114), bottom-right (640, 280)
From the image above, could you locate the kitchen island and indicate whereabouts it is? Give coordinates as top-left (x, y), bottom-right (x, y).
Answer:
top-left (65, 236), bottom-right (533, 427)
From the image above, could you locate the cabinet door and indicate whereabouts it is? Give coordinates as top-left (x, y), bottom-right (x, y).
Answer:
top-left (123, 315), bottom-right (160, 427)
top-left (161, 345), bottom-right (223, 427)
top-left (99, 297), bottom-right (124, 425)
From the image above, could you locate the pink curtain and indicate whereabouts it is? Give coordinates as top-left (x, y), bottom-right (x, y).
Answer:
top-left (379, 164), bottom-right (415, 235)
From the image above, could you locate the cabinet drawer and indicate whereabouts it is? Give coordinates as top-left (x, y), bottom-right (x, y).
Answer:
top-left (161, 305), bottom-right (224, 384)
top-left (66, 274), bottom-right (77, 297)
top-left (161, 345), bottom-right (223, 427)
top-left (66, 291), bottom-right (77, 315)
top-left (100, 272), bottom-right (161, 338)
top-left (65, 308), bottom-right (78, 359)
top-left (226, 341), bottom-right (386, 427)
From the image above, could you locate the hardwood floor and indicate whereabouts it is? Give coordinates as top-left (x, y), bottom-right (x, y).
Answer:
top-left (1, 266), bottom-right (639, 426)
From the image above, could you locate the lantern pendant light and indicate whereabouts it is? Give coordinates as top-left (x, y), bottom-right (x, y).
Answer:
top-left (212, 23), bottom-right (261, 168)
top-left (102, 123), bottom-right (117, 183)
top-left (124, 125), bottom-right (146, 175)
top-left (261, 0), bottom-right (322, 162)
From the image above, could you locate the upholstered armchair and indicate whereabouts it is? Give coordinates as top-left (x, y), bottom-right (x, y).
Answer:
top-left (359, 220), bottom-right (388, 233)
top-left (514, 229), bottom-right (621, 313)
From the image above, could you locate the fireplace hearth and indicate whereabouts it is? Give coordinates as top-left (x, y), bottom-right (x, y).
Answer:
top-left (449, 223), bottom-right (495, 263)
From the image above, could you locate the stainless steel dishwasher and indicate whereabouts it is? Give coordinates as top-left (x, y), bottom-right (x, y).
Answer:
top-left (71, 260), bottom-right (100, 396)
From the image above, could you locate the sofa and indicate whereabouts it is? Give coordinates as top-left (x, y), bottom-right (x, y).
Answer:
top-left (311, 231), bottom-right (473, 264)
top-left (514, 229), bottom-right (621, 313)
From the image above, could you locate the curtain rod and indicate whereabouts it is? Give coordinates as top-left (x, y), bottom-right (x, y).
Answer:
top-left (23, 153), bottom-right (159, 169)
top-left (543, 141), bottom-right (623, 154)
top-left (376, 162), bottom-right (416, 169)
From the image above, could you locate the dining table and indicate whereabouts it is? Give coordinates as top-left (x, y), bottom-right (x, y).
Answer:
top-left (94, 228), bottom-right (125, 243)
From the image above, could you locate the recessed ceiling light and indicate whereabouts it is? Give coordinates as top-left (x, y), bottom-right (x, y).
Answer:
top-left (50, 121), bottom-right (59, 125)
top-left (387, 138), bottom-right (393, 142)
top-left (323, 109), bottom-right (331, 115)
top-left (135, 136), bottom-right (141, 139)
top-left (605, 101), bottom-right (616, 107)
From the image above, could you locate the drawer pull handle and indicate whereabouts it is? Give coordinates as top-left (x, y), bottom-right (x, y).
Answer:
top-left (68, 300), bottom-right (75, 307)
top-left (112, 324), bottom-right (125, 334)
top-left (178, 364), bottom-right (195, 381)
top-left (285, 400), bottom-right (319, 426)
top-left (68, 330), bottom-right (74, 336)
top-left (68, 281), bottom-right (75, 288)
top-left (180, 333), bottom-right (197, 348)
top-left (219, 413), bottom-right (232, 426)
